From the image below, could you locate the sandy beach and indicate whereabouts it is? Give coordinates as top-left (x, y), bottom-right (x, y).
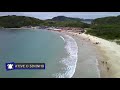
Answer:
top-left (62, 31), bottom-right (100, 78)
top-left (63, 31), bottom-right (120, 78)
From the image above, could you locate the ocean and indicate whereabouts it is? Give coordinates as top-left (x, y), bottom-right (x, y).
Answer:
top-left (0, 29), bottom-right (78, 78)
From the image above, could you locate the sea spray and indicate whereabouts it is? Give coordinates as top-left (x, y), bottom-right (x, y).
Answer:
top-left (53, 34), bottom-right (78, 78)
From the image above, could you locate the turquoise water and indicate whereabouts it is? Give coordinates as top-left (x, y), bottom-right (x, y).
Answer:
top-left (0, 29), bottom-right (67, 78)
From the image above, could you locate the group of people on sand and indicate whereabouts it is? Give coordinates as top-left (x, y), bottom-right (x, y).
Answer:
top-left (72, 32), bottom-right (100, 46)
top-left (101, 61), bottom-right (110, 72)
top-left (94, 42), bottom-right (100, 44)
top-left (86, 38), bottom-right (100, 45)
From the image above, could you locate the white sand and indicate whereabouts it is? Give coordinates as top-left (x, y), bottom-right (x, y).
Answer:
top-left (72, 32), bottom-right (120, 78)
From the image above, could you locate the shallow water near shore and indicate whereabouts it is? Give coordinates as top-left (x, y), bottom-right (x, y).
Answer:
top-left (0, 29), bottom-right (69, 78)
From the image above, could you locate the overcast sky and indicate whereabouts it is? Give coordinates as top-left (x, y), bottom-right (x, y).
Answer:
top-left (0, 12), bottom-right (120, 20)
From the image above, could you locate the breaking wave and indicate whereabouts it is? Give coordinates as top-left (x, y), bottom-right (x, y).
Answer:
top-left (53, 34), bottom-right (78, 78)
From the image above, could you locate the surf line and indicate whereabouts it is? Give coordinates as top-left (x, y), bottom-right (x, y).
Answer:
top-left (60, 36), bottom-right (65, 42)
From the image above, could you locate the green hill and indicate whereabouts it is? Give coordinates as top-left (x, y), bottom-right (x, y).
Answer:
top-left (46, 16), bottom-right (90, 28)
top-left (0, 15), bottom-right (90, 28)
top-left (86, 15), bottom-right (120, 41)
top-left (92, 15), bottom-right (120, 25)
top-left (0, 15), bottom-right (44, 28)
top-left (50, 16), bottom-right (82, 22)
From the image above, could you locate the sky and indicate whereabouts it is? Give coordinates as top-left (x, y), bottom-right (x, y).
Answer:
top-left (0, 12), bottom-right (120, 20)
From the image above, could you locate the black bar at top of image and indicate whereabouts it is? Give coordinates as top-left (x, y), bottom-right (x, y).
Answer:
top-left (0, 0), bottom-right (120, 11)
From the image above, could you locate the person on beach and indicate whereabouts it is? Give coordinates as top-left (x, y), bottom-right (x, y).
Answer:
top-left (107, 67), bottom-right (109, 71)
top-left (95, 42), bottom-right (99, 44)
top-left (101, 61), bottom-right (104, 65)
top-left (93, 42), bottom-right (100, 45)
top-left (106, 62), bottom-right (107, 64)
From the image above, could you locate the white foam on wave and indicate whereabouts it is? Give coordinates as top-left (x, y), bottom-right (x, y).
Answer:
top-left (60, 36), bottom-right (65, 42)
top-left (53, 34), bottom-right (78, 78)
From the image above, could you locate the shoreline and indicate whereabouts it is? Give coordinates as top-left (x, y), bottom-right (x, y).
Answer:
top-left (61, 31), bottom-right (101, 78)
top-left (65, 31), bottom-right (120, 78)
top-left (53, 31), bottom-right (78, 78)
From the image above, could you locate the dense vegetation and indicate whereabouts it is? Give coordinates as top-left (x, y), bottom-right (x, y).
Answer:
top-left (116, 41), bottom-right (120, 45)
top-left (86, 16), bottom-right (120, 40)
top-left (92, 16), bottom-right (120, 25)
top-left (44, 20), bottom-right (90, 28)
top-left (0, 15), bottom-right (44, 28)
top-left (0, 15), bottom-right (90, 28)
top-left (49, 16), bottom-right (82, 22)
top-left (45, 16), bottom-right (90, 28)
